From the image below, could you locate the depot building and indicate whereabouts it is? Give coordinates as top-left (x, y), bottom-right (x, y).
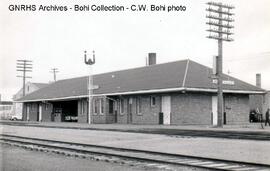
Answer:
top-left (17, 54), bottom-right (265, 125)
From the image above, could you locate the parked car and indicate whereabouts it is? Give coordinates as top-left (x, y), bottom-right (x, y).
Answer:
top-left (10, 115), bottom-right (20, 121)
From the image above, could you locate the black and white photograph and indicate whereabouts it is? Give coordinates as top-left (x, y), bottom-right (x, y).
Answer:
top-left (0, 0), bottom-right (270, 170)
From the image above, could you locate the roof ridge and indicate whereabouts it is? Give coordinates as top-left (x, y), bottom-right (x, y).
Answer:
top-left (54, 59), bottom-right (189, 82)
top-left (182, 59), bottom-right (190, 87)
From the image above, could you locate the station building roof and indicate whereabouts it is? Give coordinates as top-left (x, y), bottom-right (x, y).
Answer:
top-left (17, 59), bottom-right (265, 102)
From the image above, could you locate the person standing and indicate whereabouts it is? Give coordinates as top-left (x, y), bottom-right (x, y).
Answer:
top-left (265, 108), bottom-right (270, 126)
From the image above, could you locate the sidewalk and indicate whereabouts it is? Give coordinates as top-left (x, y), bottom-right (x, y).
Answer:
top-left (1, 120), bottom-right (270, 133)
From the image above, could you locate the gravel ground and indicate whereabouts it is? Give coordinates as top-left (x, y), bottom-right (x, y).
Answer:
top-left (0, 144), bottom-right (205, 171)
top-left (1, 125), bottom-right (269, 165)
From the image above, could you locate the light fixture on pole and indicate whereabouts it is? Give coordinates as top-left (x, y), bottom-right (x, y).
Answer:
top-left (84, 50), bottom-right (95, 124)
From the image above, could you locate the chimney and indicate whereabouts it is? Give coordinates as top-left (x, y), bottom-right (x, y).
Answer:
top-left (256, 73), bottom-right (261, 88)
top-left (148, 53), bottom-right (156, 66)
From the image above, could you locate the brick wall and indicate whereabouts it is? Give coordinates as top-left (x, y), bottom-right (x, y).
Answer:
top-left (249, 94), bottom-right (263, 113)
top-left (224, 94), bottom-right (249, 124)
top-left (92, 97), bottom-right (109, 124)
top-left (22, 102), bottom-right (38, 121)
top-left (22, 103), bottom-right (27, 121)
top-left (132, 95), bottom-right (160, 124)
top-left (29, 103), bottom-right (38, 121)
top-left (115, 95), bottom-right (161, 124)
top-left (171, 93), bottom-right (212, 125)
top-left (263, 92), bottom-right (270, 118)
top-left (117, 98), bottom-right (128, 124)
top-left (41, 103), bottom-right (53, 122)
top-left (77, 99), bottom-right (88, 123)
top-left (21, 92), bottom-right (251, 125)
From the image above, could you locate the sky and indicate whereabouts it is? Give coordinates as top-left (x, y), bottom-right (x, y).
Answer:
top-left (0, 0), bottom-right (270, 101)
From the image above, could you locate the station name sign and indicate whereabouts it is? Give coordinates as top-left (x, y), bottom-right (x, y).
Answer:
top-left (212, 79), bottom-right (235, 85)
top-left (88, 85), bottom-right (99, 90)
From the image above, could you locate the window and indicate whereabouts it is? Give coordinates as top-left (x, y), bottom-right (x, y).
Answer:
top-left (45, 103), bottom-right (49, 110)
top-left (136, 97), bottom-right (142, 115)
top-left (100, 98), bottom-right (104, 114)
top-left (150, 96), bottom-right (156, 107)
top-left (109, 99), bottom-right (114, 114)
top-left (31, 103), bottom-right (34, 110)
top-left (93, 99), bottom-right (98, 114)
top-left (120, 98), bottom-right (124, 114)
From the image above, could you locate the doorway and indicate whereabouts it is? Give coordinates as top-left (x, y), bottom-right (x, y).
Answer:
top-left (38, 104), bottom-right (42, 122)
top-left (162, 96), bottom-right (171, 125)
top-left (26, 105), bottom-right (30, 121)
top-left (212, 96), bottom-right (218, 126)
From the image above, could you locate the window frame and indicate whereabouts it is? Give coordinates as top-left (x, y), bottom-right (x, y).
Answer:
top-left (100, 98), bottom-right (104, 115)
top-left (150, 96), bottom-right (156, 107)
top-left (93, 99), bottom-right (98, 115)
top-left (120, 98), bottom-right (124, 115)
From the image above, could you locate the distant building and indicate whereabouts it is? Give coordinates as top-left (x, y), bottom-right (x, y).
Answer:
top-left (13, 82), bottom-right (48, 118)
top-left (263, 91), bottom-right (270, 113)
top-left (249, 74), bottom-right (269, 120)
top-left (0, 101), bottom-right (13, 119)
top-left (17, 55), bottom-right (265, 125)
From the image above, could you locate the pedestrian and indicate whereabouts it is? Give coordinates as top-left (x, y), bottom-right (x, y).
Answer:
top-left (265, 108), bottom-right (270, 126)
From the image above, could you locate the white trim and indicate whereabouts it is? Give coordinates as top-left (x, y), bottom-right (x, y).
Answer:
top-left (120, 98), bottom-right (124, 115)
top-left (16, 87), bottom-right (265, 102)
top-left (94, 87), bottom-right (186, 96)
top-left (185, 88), bottom-right (265, 94)
top-left (182, 59), bottom-right (190, 87)
top-left (99, 98), bottom-right (104, 115)
top-left (15, 95), bottom-right (88, 103)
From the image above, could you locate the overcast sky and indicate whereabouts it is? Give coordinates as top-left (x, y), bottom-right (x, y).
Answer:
top-left (1, 0), bottom-right (270, 101)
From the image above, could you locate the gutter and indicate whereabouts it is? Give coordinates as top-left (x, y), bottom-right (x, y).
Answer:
top-left (15, 87), bottom-right (265, 103)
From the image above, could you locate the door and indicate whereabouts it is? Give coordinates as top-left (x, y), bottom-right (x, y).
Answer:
top-left (26, 105), bottom-right (30, 121)
top-left (38, 104), bottom-right (42, 122)
top-left (162, 96), bottom-right (171, 125)
top-left (212, 96), bottom-right (218, 126)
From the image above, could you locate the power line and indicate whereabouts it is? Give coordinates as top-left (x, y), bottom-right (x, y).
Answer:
top-left (206, 2), bottom-right (235, 128)
top-left (16, 60), bottom-right (33, 97)
top-left (225, 53), bottom-right (270, 62)
top-left (50, 68), bottom-right (59, 82)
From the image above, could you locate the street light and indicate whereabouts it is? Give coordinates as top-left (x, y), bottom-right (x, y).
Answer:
top-left (84, 50), bottom-right (95, 124)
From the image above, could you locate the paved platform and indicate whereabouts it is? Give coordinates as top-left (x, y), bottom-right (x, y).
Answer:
top-left (1, 120), bottom-right (270, 133)
top-left (1, 124), bottom-right (270, 165)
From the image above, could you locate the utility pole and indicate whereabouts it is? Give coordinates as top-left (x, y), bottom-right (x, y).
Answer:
top-left (50, 68), bottom-right (59, 82)
top-left (84, 50), bottom-right (95, 124)
top-left (206, 2), bottom-right (234, 127)
top-left (16, 60), bottom-right (33, 96)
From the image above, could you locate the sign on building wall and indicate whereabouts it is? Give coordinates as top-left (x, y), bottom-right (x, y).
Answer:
top-left (212, 79), bottom-right (235, 85)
